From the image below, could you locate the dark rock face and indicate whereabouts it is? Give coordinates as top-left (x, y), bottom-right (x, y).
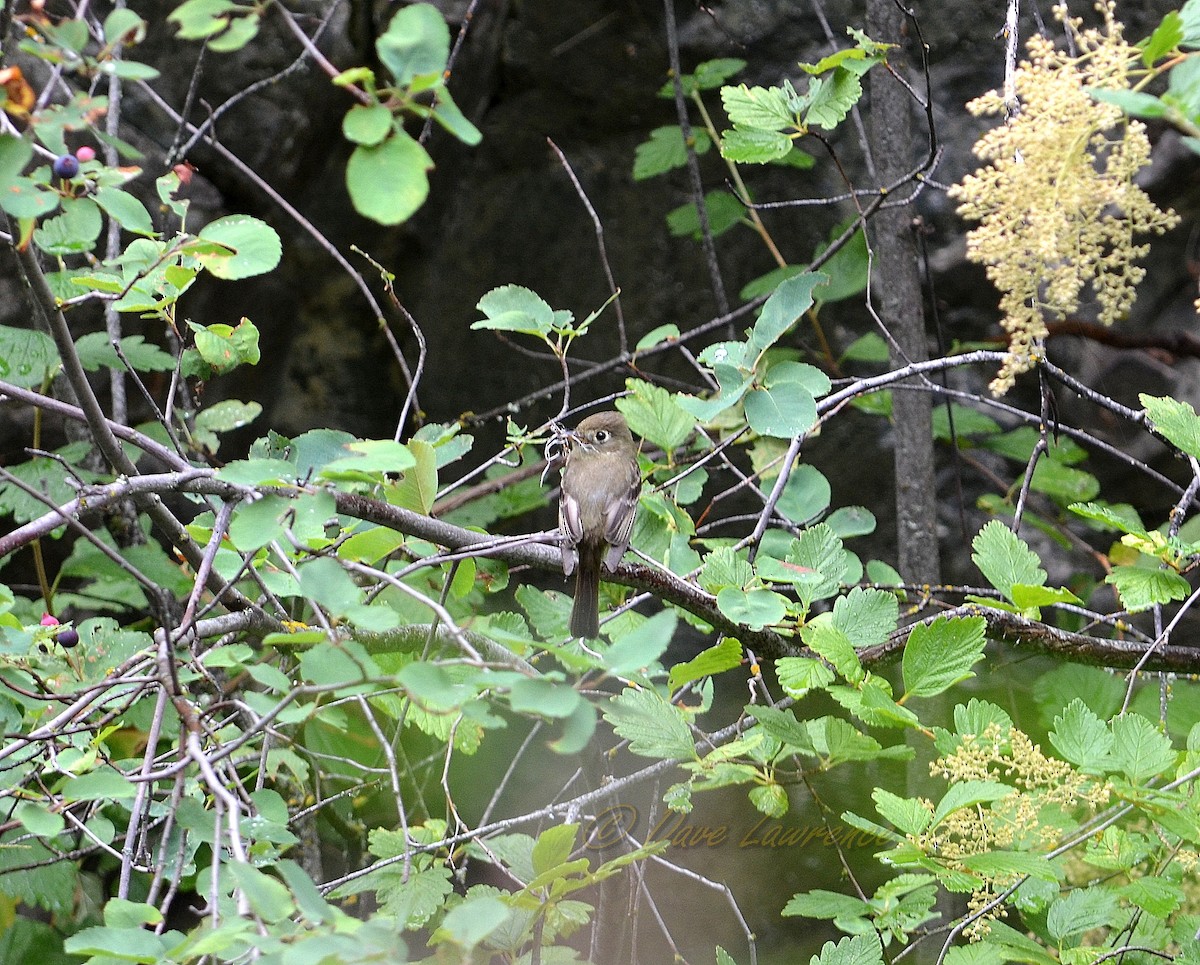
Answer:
top-left (3, 0), bottom-right (1193, 454)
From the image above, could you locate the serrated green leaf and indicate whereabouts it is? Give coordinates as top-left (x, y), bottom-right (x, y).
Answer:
top-left (1111, 712), bottom-right (1176, 782)
top-left (775, 656), bottom-right (835, 698)
top-left (720, 126), bottom-right (793, 163)
top-left (473, 284), bottom-right (570, 335)
top-left (800, 615), bottom-right (863, 684)
top-left (616, 378), bottom-right (694, 452)
top-left (1141, 393), bottom-right (1200, 459)
top-left (720, 84), bottom-right (795, 131)
top-left (1050, 698), bottom-right (1114, 773)
top-left (1046, 888), bottom-right (1119, 942)
top-left (633, 125), bottom-right (711, 180)
top-left (1105, 564), bottom-right (1191, 613)
top-left (602, 687), bottom-right (695, 760)
top-left (972, 520), bottom-right (1046, 600)
top-left (873, 789), bottom-right (933, 835)
top-left (901, 616), bottom-right (986, 700)
top-left (831, 587), bottom-right (898, 648)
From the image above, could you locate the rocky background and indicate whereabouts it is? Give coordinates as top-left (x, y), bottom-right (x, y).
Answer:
top-left (2, 0), bottom-right (1198, 560)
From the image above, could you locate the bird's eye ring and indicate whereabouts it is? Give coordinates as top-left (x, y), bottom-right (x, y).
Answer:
top-left (594, 429), bottom-right (610, 443)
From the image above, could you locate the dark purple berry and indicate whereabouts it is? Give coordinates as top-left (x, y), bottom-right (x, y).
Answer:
top-left (52, 154), bottom-right (80, 179)
top-left (57, 628), bottom-right (80, 648)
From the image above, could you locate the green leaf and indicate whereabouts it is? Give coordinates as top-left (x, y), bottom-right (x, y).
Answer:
top-left (901, 616), bottom-right (986, 700)
top-left (633, 125), bottom-right (711, 180)
top-left (0, 324), bottom-right (58, 388)
top-left (194, 215), bottom-right (282, 279)
top-left (1141, 393), bottom-right (1200, 459)
top-left (668, 638), bottom-right (743, 691)
top-left (376, 2), bottom-right (450, 86)
top-left (873, 789), bottom-right (933, 835)
top-left (808, 931), bottom-right (884, 965)
top-left (473, 284), bottom-right (570, 336)
top-left (745, 704), bottom-right (815, 750)
top-left (13, 801), bottom-right (64, 838)
top-left (437, 895), bottom-right (509, 949)
top-left (318, 439), bottom-right (417, 479)
top-left (660, 58), bottom-right (746, 95)
top-left (227, 861), bottom-right (294, 922)
top-left (775, 656), bottom-right (835, 698)
top-left (429, 86), bottom-right (482, 145)
top-left (813, 224), bottom-right (869, 304)
top-left (0, 177), bottom-right (59, 218)
top-left (765, 521), bottom-right (847, 606)
top-left (831, 587), bottom-right (898, 649)
top-left (1045, 888), bottom-right (1119, 942)
top-left (800, 615), bottom-right (863, 684)
top-left (665, 190), bottom-right (745, 239)
top-left (64, 926), bottom-right (167, 962)
top-left (1142, 10), bottom-right (1184, 64)
top-left (94, 186), bottom-right (155, 235)
top-left (34, 196), bottom-right (102, 255)
top-left (720, 85), bottom-right (794, 132)
top-left (1008, 583), bottom-right (1081, 611)
top-left (1090, 88), bottom-right (1170, 118)
top-left (1111, 712), bottom-right (1177, 782)
top-left (603, 610), bottom-right (677, 675)
top-left (0, 134), bottom-right (33, 186)
top-left (342, 103), bottom-right (393, 146)
top-left (1184, 0), bottom-right (1200, 48)
top-left (744, 381), bottom-right (817, 438)
top-left (169, 0), bottom-right (240, 39)
top-left (971, 520), bottom-right (1046, 600)
top-left (75, 333), bottom-right (175, 373)
top-left (531, 823), bottom-right (577, 876)
top-left (616, 378), bottom-right (694, 452)
top-left (825, 505), bottom-right (876, 538)
top-left (506, 676), bottom-right (580, 720)
top-left (716, 587), bottom-right (788, 630)
top-left (103, 7), bottom-right (147, 44)
top-left (720, 127), bottom-right (794, 163)
top-left (770, 464), bottom-right (833, 526)
top-left (602, 687), bottom-right (695, 760)
top-left (959, 851), bottom-right (1060, 883)
top-left (346, 131), bottom-right (433, 225)
top-left (61, 768), bottom-right (138, 801)
top-left (1118, 875), bottom-right (1181, 917)
top-left (747, 272), bottom-right (827, 360)
top-left (804, 68), bottom-right (867, 131)
top-left (189, 317), bottom-right (260, 374)
top-left (931, 780), bottom-right (1014, 827)
top-left (1105, 564), bottom-right (1191, 613)
top-left (1050, 698), bottom-right (1115, 773)
top-left (1026, 459), bottom-right (1099, 503)
top-left (1068, 500), bottom-right (1145, 534)
top-left (782, 888), bottom-right (869, 921)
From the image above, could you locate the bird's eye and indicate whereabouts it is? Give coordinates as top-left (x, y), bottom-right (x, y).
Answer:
top-left (594, 429), bottom-right (610, 443)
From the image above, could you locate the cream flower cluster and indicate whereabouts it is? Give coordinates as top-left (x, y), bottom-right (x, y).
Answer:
top-left (951, 2), bottom-right (1179, 395)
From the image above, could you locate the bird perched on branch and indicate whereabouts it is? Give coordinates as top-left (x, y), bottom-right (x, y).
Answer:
top-left (557, 411), bottom-right (640, 639)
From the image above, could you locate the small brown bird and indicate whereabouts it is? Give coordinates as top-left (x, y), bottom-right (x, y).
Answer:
top-left (558, 411), bottom-right (641, 638)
